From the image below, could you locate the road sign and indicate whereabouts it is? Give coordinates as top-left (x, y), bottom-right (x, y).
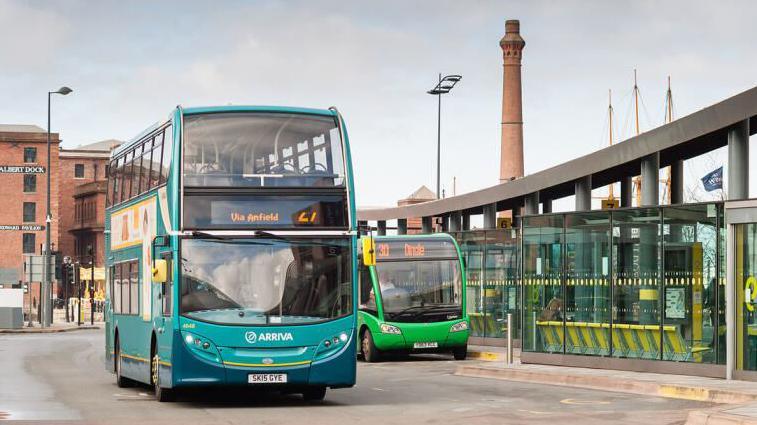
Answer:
top-left (23, 255), bottom-right (55, 282)
top-left (601, 199), bottom-right (620, 210)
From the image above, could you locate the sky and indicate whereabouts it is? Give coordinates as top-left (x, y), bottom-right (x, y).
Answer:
top-left (1, 0), bottom-right (756, 210)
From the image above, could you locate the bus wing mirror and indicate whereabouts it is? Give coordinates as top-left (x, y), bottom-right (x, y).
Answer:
top-left (362, 237), bottom-right (376, 267)
top-left (152, 259), bottom-right (168, 283)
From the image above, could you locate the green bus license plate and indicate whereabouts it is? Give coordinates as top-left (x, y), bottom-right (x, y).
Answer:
top-left (248, 373), bottom-right (287, 384)
top-left (413, 342), bottom-right (438, 349)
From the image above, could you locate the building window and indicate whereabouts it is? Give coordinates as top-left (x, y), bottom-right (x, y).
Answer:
top-left (23, 174), bottom-right (36, 193)
top-left (22, 233), bottom-right (35, 254)
top-left (23, 202), bottom-right (35, 222)
top-left (74, 164), bottom-right (85, 179)
top-left (24, 147), bottom-right (37, 163)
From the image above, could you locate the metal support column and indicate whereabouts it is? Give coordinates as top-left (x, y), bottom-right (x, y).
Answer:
top-left (377, 220), bottom-right (386, 236)
top-left (575, 175), bottom-right (592, 211)
top-left (512, 206), bottom-right (522, 229)
top-left (440, 216), bottom-right (449, 232)
top-left (449, 211), bottom-right (462, 232)
top-left (462, 213), bottom-right (471, 231)
top-left (670, 159), bottom-right (683, 205)
top-left (641, 152), bottom-right (660, 206)
top-left (397, 219), bottom-right (407, 235)
top-left (541, 199), bottom-right (552, 214)
top-left (524, 192), bottom-right (539, 215)
top-left (483, 203), bottom-right (497, 229)
top-left (728, 119), bottom-right (750, 200)
top-left (422, 216), bottom-right (433, 234)
top-left (620, 176), bottom-right (633, 208)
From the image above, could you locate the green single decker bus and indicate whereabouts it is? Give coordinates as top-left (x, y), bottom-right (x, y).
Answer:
top-left (358, 234), bottom-right (469, 362)
top-left (104, 105), bottom-right (358, 402)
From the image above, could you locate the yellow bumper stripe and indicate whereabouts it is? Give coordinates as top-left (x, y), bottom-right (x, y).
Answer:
top-left (223, 360), bottom-right (312, 368)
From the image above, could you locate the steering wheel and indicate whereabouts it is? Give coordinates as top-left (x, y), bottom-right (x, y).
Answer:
top-left (301, 163), bottom-right (329, 174)
top-left (272, 162), bottom-right (298, 174)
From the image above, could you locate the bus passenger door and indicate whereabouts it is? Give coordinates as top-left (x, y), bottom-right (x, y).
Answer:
top-left (153, 252), bottom-right (174, 360)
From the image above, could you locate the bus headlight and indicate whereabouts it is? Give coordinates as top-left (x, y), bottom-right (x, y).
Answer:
top-left (450, 321), bottom-right (469, 332)
top-left (380, 323), bottom-right (402, 335)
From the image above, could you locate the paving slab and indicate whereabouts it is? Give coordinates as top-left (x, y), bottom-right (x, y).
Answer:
top-left (0, 323), bottom-right (101, 334)
top-left (456, 362), bottom-right (757, 404)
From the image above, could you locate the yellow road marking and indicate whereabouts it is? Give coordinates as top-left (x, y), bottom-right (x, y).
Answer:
top-left (560, 398), bottom-right (611, 405)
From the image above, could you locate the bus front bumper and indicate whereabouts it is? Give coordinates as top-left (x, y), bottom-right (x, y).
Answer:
top-left (172, 331), bottom-right (357, 388)
top-left (373, 320), bottom-right (470, 352)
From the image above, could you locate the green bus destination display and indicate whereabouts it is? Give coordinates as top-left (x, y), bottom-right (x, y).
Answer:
top-left (375, 238), bottom-right (459, 261)
top-left (183, 195), bottom-right (347, 229)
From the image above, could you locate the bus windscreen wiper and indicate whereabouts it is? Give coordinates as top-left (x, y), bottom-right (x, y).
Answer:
top-left (191, 231), bottom-right (269, 245)
top-left (192, 231), bottom-right (233, 240)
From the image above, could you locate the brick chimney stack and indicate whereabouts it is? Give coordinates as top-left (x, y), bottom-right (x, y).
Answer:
top-left (499, 19), bottom-right (525, 183)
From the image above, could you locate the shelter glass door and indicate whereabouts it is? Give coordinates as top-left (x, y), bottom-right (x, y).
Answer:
top-left (735, 223), bottom-right (757, 371)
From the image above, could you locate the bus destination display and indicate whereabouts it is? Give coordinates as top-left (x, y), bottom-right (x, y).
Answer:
top-left (375, 239), bottom-right (458, 261)
top-left (184, 195), bottom-right (347, 229)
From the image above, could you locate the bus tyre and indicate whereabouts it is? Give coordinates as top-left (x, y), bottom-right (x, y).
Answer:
top-left (362, 329), bottom-right (380, 363)
top-left (453, 346), bottom-right (468, 361)
top-left (302, 386), bottom-right (327, 402)
top-left (115, 339), bottom-right (131, 388)
top-left (152, 354), bottom-right (175, 402)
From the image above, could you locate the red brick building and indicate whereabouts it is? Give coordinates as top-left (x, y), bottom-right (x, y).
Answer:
top-left (0, 124), bottom-right (119, 321)
top-left (0, 125), bottom-right (60, 285)
top-left (397, 185), bottom-right (436, 234)
top-left (59, 140), bottom-right (119, 269)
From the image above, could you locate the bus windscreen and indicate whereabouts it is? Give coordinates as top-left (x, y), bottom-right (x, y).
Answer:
top-left (183, 112), bottom-right (345, 188)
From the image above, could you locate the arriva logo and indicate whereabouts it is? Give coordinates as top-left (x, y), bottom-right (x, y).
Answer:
top-left (245, 331), bottom-right (293, 344)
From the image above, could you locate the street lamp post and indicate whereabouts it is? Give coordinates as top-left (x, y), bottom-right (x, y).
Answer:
top-left (42, 86), bottom-right (72, 328)
top-left (427, 74), bottom-right (462, 200)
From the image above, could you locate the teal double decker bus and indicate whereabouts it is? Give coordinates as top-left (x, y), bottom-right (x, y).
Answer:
top-left (105, 106), bottom-right (358, 402)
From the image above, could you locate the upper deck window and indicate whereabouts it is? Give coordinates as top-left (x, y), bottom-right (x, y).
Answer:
top-left (183, 112), bottom-right (345, 188)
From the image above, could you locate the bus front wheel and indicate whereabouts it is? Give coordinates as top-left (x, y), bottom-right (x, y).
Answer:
top-left (152, 354), bottom-right (175, 402)
top-left (453, 345), bottom-right (468, 361)
top-left (361, 329), bottom-right (381, 363)
top-left (302, 386), bottom-right (327, 402)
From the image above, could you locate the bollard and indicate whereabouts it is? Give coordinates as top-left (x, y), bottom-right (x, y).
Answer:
top-left (507, 313), bottom-right (513, 365)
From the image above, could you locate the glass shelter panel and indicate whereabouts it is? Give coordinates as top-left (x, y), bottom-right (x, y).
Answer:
top-left (522, 215), bottom-right (564, 353)
top-left (611, 208), bottom-right (661, 360)
top-left (457, 231), bottom-right (486, 338)
top-left (662, 204), bottom-right (719, 364)
top-left (484, 230), bottom-right (520, 339)
top-left (565, 212), bottom-right (611, 356)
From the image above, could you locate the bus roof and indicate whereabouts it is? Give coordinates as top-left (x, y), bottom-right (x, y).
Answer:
top-left (182, 105), bottom-right (337, 117)
top-left (111, 105), bottom-right (339, 158)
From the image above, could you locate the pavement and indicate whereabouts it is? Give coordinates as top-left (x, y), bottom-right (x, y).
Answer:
top-left (462, 345), bottom-right (757, 424)
top-left (0, 330), bottom-right (713, 424)
top-left (0, 321), bottom-right (101, 334)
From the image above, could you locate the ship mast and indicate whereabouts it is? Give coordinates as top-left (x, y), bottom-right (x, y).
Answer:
top-left (633, 69), bottom-right (642, 206)
top-left (662, 76), bottom-right (674, 203)
top-left (607, 89), bottom-right (615, 200)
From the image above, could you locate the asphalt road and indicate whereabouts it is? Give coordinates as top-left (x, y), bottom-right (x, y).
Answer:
top-left (0, 330), bottom-right (711, 424)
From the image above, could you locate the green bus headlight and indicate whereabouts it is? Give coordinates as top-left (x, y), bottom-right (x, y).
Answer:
top-left (450, 321), bottom-right (468, 332)
top-left (380, 323), bottom-right (402, 334)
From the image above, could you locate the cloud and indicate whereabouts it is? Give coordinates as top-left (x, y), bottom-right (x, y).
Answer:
top-left (0, 0), bottom-right (756, 208)
top-left (0, 1), bottom-right (71, 71)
